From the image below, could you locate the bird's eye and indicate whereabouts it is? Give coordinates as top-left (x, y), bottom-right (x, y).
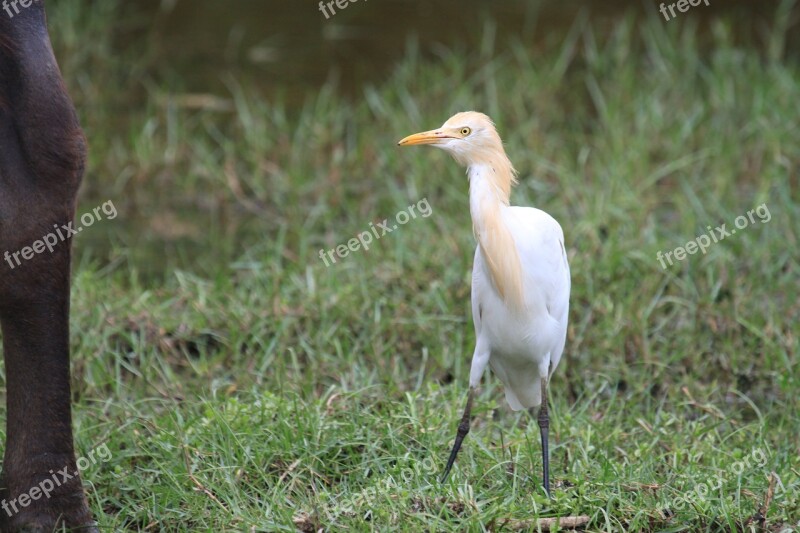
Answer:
top-left (460, 127), bottom-right (471, 136)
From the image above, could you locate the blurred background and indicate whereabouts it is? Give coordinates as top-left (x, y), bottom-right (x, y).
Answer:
top-left (68, 0), bottom-right (798, 281)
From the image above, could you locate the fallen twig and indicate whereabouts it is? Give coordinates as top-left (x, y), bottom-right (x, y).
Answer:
top-left (499, 515), bottom-right (591, 531)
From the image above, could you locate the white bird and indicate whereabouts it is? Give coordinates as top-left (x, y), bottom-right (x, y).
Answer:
top-left (398, 112), bottom-right (570, 496)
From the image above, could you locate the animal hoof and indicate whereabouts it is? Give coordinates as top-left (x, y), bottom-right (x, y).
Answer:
top-left (0, 489), bottom-right (97, 533)
top-left (11, 525), bottom-right (97, 533)
top-left (2, 516), bottom-right (98, 533)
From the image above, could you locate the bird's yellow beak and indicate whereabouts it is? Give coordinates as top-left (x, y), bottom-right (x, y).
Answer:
top-left (397, 129), bottom-right (452, 146)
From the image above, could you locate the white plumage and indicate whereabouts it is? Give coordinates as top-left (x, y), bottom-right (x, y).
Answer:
top-left (399, 111), bottom-right (570, 495)
top-left (471, 205), bottom-right (570, 410)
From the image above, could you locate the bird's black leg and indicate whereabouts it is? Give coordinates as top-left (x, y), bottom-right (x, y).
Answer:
top-left (537, 377), bottom-right (551, 497)
top-left (441, 388), bottom-right (475, 483)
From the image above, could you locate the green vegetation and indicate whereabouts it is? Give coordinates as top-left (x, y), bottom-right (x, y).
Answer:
top-left (12, 2), bottom-right (800, 531)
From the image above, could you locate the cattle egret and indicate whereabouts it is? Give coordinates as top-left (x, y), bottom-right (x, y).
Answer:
top-left (398, 112), bottom-right (570, 496)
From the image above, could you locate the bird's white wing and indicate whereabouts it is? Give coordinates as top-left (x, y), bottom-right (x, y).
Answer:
top-left (508, 206), bottom-right (571, 375)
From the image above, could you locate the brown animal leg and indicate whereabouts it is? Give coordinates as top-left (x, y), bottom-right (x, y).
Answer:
top-left (0, 3), bottom-right (97, 531)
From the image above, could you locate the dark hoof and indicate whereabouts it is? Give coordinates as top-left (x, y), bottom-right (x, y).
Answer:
top-left (8, 523), bottom-right (98, 533)
top-left (0, 485), bottom-right (96, 533)
top-left (2, 514), bottom-right (98, 533)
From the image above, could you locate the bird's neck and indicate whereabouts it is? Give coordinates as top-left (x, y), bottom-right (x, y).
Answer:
top-left (468, 163), bottom-right (510, 219)
top-left (468, 163), bottom-right (525, 312)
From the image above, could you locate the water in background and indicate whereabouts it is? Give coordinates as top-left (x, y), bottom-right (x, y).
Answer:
top-left (76, 0), bottom-right (793, 280)
top-left (127, 0), bottom-right (786, 99)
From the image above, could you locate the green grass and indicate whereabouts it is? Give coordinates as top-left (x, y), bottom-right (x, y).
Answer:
top-left (5, 2), bottom-right (800, 531)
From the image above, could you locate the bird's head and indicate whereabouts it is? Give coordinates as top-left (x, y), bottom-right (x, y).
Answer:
top-left (398, 111), bottom-right (518, 200)
top-left (398, 111), bottom-right (508, 168)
